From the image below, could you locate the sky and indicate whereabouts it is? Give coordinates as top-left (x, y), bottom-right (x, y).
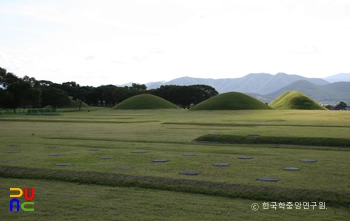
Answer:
top-left (1, 0), bottom-right (350, 86)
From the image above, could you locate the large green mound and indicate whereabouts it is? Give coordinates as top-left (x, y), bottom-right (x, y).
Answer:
top-left (190, 92), bottom-right (271, 110)
top-left (270, 91), bottom-right (327, 110)
top-left (113, 94), bottom-right (179, 109)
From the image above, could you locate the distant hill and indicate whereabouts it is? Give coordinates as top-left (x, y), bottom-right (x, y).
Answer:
top-left (323, 73), bottom-right (350, 83)
top-left (146, 73), bottom-right (329, 94)
top-left (265, 80), bottom-right (350, 105)
top-left (190, 92), bottom-right (271, 110)
top-left (270, 91), bottom-right (327, 110)
top-left (112, 94), bottom-right (179, 109)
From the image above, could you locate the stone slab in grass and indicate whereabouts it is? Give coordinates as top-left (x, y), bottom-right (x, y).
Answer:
top-left (300, 159), bottom-right (317, 163)
top-left (181, 171), bottom-right (200, 176)
top-left (152, 159), bottom-right (168, 163)
top-left (133, 150), bottom-right (147, 154)
top-left (114, 167), bottom-right (131, 170)
top-left (47, 145), bottom-right (59, 148)
top-left (258, 177), bottom-right (278, 182)
top-left (99, 156), bottom-right (113, 159)
top-left (213, 163), bottom-right (230, 167)
top-left (55, 163), bottom-right (71, 166)
top-left (238, 156), bottom-right (253, 159)
top-left (3, 160), bottom-right (16, 163)
top-left (7, 144), bottom-right (18, 146)
top-left (5, 151), bottom-right (18, 154)
top-left (282, 167), bottom-right (300, 171)
top-left (183, 154), bottom-right (196, 156)
top-left (49, 154), bottom-right (64, 156)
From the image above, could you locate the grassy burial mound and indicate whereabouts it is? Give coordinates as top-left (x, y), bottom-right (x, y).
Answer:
top-left (190, 92), bottom-right (271, 110)
top-left (66, 97), bottom-right (90, 108)
top-left (113, 94), bottom-right (179, 109)
top-left (270, 91), bottom-right (327, 110)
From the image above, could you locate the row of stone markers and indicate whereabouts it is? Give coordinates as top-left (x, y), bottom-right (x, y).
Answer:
top-left (4, 144), bottom-right (321, 183)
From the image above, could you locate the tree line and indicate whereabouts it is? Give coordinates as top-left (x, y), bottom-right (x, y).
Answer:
top-left (0, 67), bottom-right (218, 111)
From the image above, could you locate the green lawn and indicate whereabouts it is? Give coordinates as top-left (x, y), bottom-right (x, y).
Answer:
top-left (1, 178), bottom-right (349, 221)
top-left (1, 109), bottom-right (349, 220)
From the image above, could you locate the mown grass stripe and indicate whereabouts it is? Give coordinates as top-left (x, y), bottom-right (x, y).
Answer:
top-left (0, 118), bottom-right (159, 124)
top-left (194, 134), bottom-right (350, 147)
top-left (163, 122), bottom-right (350, 128)
top-left (0, 166), bottom-right (349, 208)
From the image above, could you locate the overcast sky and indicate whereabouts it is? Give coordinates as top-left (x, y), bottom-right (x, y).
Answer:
top-left (1, 0), bottom-right (349, 86)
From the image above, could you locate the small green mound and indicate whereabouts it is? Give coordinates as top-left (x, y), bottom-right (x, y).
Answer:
top-left (66, 97), bottom-right (90, 108)
top-left (45, 96), bottom-right (90, 109)
top-left (270, 91), bottom-right (327, 110)
top-left (113, 94), bottom-right (179, 109)
top-left (190, 92), bottom-right (271, 110)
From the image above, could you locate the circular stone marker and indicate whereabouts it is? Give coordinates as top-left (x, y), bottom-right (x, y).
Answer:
top-left (3, 160), bottom-right (16, 163)
top-left (183, 154), bottom-right (196, 156)
top-left (7, 144), bottom-right (18, 146)
top-left (213, 163), bottom-right (230, 167)
top-left (282, 167), bottom-right (300, 171)
top-left (49, 154), bottom-right (64, 156)
top-left (258, 177), bottom-right (278, 182)
top-left (5, 151), bottom-right (18, 154)
top-left (180, 171), bottom-right (200, 176)
top-left (55, 163), bottom-right (71, 166)
top-left (47, 145), bottom-right (59, 148)
top-left (152, 159), bottom-right (168, 163)
top-left (238, 156), bottom-right (253, 159)
top-left (114, 167), bottom-right (131, 170)
top-left (99, 156), bottom-right (113, 159)
top-left (133, 150), bottom-right (147, 154)
top-left (300, 159), bottom-right (317, 163)
top-left (88, 149), bottom-right (99, 151)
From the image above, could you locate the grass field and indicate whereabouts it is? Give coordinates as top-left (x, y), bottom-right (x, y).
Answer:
top-left (1, 109), bottom-right (350, 220)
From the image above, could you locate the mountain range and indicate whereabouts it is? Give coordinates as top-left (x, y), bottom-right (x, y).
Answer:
top-left (146, 73), bottom-right (330, 94)
top-left (124, 73), bottom-right (350, 105)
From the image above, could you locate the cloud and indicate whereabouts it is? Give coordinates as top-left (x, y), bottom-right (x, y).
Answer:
top-left (111, 60), bottom-right (128, 64)
top-left (132, 55), bottom-right (150, 62)
top-left (84, 55), bottom-right (95, 60)
top-left (287, 45), bottom-right (321, 54)
top-left (150, 48), bottom-right (164, 54)
top-left (198, 14), bottom-right (207, 19)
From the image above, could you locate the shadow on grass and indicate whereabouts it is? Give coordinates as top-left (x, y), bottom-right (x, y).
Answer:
top-left (194, 134), bottom-right (350, 148)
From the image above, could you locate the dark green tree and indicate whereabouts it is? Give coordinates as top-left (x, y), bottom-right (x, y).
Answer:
top-left (0, 69), bottom-right (42, 110)
top-left (73, 89), bottom-right (87, 110)
top-left (130, 83), bottom-right (147, 91)
top-left (0, 89), bottom-right (14, 108)
top-left (101, 85), bottom-right (117, 106)
top-left (41, 87), bottom-right (71, 108)
top-left (85, 87), bottom-right (103, 106)
top-left (152, 84), bottom-right (218, 108)
top-left (335, 101), bottom-right (347, 110)
top-left (6, 75), bottom-right (32, 112)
